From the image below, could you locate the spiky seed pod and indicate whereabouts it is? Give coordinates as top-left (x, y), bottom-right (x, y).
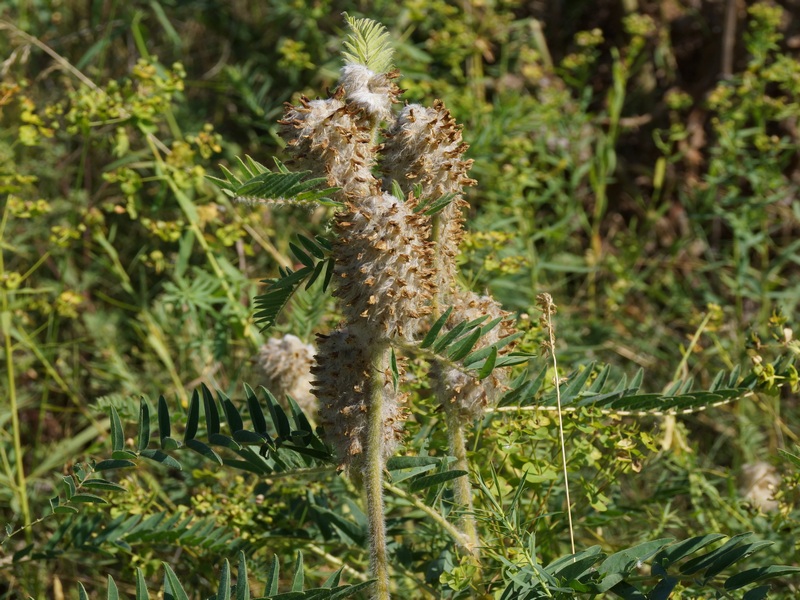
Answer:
top-left (279, 94), bottom-right (380, 201)
top-left (381, 101), bottom-right (477, 299)
top-left (312, 327), bottom-right (408, 471)
top-left (382, 101), bottom-right (476, 197)
top-left (257, 334), bottom-right (317, 415)
top-left (339, 64), bottom-right (402, 125)
top-left (432, 291), bottom-right (518, 422)
top-left (333, 192), bottom-right (435, 340)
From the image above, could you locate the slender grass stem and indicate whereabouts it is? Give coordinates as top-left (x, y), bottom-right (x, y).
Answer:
top-left (673, 309), bottom-right (714, 382)
top-left (2, 316), bottom-right (30, 535)
top-left (662, 308), bottom-right (715, 452)
top-left (0, 20), bottom-right (101, 91)
top-left (0, 202), bottom-right (31, 537)
top-left (10, 320), bottom-right (93, 418)
top-left (383, 481), bottom-right (471, 550)
top-left (147, 136), bottom-right (262, 350)
top-left (306, 544), bottom-right (369, 581)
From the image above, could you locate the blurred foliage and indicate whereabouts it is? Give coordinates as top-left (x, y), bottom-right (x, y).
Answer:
top-left (1, 0), bottom-right (800, 598)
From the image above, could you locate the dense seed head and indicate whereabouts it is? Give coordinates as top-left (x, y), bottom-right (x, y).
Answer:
top-left (382, 101), bottom-right (476, 199)
top-left (258, 334), bottom-right (317, 415)
top-left (333, 192), bottom-right (435, 340)
top-left (381, 101), bottom-right (476, 299)
top-left (312, 327), bottom-right (408, 471)
top-left (280, 94), bottom-right (380, 201)
top-left (279, 65), bottom-right (402, 203)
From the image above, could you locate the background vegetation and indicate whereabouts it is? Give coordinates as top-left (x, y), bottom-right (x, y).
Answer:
top-left (1, 0), bottom-right (799, 597)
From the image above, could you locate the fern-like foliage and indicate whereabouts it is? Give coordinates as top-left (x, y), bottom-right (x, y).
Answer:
top-left (496, 355), bottom-right (798, 417)
top-left (341, 13), bottom-right (394, 73)
top-left (499, 534), bottom-right (800, 599)
top-left (387, 456), bottom-right (468, 501)
top-left (254, 234), bottom-right (334, 331)
top-left (28, 508), bottom-right (248, 563)
top-left (73, 538), bottom-right (799, 599)
top-left (77, 551), bottom-right (374, 600)
top-left (5, 384), bottom-right (334, 561)
top-left (210, 155), bottom-right (337, 332)
top-left (208, 155), bottom-right (340, 207)
top-left (103, 383), bottom-right (334, 476)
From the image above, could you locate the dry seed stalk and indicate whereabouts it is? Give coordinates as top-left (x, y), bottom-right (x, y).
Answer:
top-left (536, 292), bottom-right (575, 555)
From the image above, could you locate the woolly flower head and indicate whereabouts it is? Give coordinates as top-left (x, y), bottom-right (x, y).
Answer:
top-left (333, 191), bottom-right (435, 340)
top-left (312, 327), bottom-right (407, 471)
top-left (339, 64), bottom-right (399, 124)
top-left (257, 334), bottom-right (317, 415)
top-left (382, 101), bottom-right (476, 300)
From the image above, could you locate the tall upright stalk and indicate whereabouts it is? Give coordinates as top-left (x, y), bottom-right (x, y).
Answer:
top-left (0, 201), bottom-right (31, 537)
top-left (365, 348), bottom-right (391, 599)
top-left (537, 293), bottom-right (574, 554)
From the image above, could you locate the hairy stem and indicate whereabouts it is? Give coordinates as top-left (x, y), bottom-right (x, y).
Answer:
top-left (365, 347), bottom-right (391, 600)
top-left (445, 410), bottom-right (481, 558)
top-left (445, 409), bottom-right (486, 597)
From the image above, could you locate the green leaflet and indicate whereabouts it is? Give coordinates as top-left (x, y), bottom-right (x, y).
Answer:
top-left (499, 361), bottom-right (778, 418)
top-left (499, 533), bottom-right (794, 598)
top-left (253, 236), bottom-right (333, 331)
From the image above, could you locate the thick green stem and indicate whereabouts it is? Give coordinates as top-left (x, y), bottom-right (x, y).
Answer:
top-left (365, 347), bottom-right (391, 600)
